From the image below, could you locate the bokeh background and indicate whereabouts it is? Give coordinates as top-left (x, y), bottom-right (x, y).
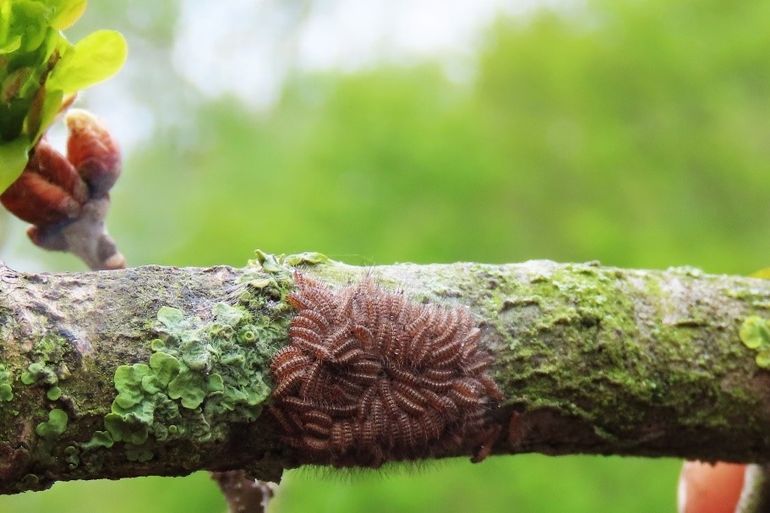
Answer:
top-left (2, 0), bottom-right (770, 511)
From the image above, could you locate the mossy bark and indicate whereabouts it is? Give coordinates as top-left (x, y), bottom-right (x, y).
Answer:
top-left (1, 256), bottom-right (770, 494)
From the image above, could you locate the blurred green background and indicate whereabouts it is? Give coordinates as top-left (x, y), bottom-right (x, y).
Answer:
top-left (3, 0), bottom-right (770, 510)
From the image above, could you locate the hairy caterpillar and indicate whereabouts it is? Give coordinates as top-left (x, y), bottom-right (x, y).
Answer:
top-left (270, 273), bottom-right (502, 468)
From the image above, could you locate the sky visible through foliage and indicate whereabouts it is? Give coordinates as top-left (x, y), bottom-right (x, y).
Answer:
top-left (2, 0), bottom-right (770, 511)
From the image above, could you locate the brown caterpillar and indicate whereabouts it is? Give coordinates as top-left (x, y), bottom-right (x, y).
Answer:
top-left (269, 272), bottom-right (502, 468)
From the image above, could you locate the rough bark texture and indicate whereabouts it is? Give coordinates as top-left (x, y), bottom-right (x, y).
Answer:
top-left (1, 253), bottom-right (770, 494)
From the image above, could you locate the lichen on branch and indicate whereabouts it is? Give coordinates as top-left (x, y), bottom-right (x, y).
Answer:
top-left (1, 254), bottom-right (770, 494)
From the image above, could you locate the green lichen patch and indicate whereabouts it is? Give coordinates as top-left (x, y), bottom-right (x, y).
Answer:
top-left (251, 249), bottom-right (314, 274)
top-left (250, 249), bottom-right (330, 279)
top-left (104, 410), bottom-right (149, 445)
top-left (100, 301), bottom-right (283, 453)
top-left (81, 431), bottom-right (113, 451)
top-left (282, 252), bottom-right (330, 267)
top-left (19, 335), bottom-right (72, 397)
top-left (46, 386), bottom-right (62, 401)
top-left (20, 362), bottom-right (57, 386)
top-left (238, 250), bottom-right (312, 317)
top-left (167, 368), bottom-right (207, 409)
top-left (0, 365), bottom-right (13, 402)
top-left (64, 446), bottom-right (79, 469)
top-left (212, 302), bottom-right (245, 326)
top-left (740, 316), bottom-right (770, 368)
top-left (113, 364), bottom-right (152, 410)
top-left (485, 262), bottom-right (753, 438)
top-left (35, 409), bottom-right (68, 439)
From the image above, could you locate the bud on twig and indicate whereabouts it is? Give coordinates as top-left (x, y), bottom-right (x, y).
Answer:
top-left (66, 109), bottom-right (121, 197)
top-left (0, 140), bottom-right (87, 226)
top-left (0, 110), bottom-right (125, 271)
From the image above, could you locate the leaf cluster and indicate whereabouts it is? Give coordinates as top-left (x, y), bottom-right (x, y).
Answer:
top-left (0, 0), bottom-right (126, 192)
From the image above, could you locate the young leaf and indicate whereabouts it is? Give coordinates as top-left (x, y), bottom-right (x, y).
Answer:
top-left (0, 35), bottom-right (21, 55)
top-left (8, 0), bottom-right (49, 52)
top-left (0, 1), bottom-right (126, 194)
top-left (0, 65), bottom-right (32, 101)
top-left (0, 137), bottom-right (29, 192)
top-left (29, 88), bottom-right (64, 144)
top-left (48, 29), bottom-right (127, 93)
top-left (49, 0), bottom-right (87, 30)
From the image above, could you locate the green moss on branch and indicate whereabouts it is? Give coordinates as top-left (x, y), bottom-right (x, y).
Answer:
top-left (1, 255), bottom-right (770, 493)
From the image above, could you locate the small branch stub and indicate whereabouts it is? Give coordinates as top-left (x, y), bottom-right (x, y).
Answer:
top-left (269, 273), bottom-right (502, 468)
top-left (212, 471), bottom-right (276, 513)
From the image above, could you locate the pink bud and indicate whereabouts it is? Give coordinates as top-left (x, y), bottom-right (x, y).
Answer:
top-left (0, 141), bottom-right (87, 226)
top-left (66, 109), bottom-right (121, 197)
top-left (678, 461), bottom-right (747, 513)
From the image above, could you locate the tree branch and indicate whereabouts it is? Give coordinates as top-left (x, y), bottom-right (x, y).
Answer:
top-left (1, 254), bottom-right (769, 494)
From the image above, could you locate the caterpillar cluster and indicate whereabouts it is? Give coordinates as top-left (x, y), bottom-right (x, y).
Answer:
top-left (269, 273), bottom-right (502, 468)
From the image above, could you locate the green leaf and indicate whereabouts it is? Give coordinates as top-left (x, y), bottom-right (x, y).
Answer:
top-left (26, 87), bottom-right (63, 144)
top-left (9, 0), bottom-right (50, 52)
top-left (0, 34), bottom-right (21, 55)
top-left (0, 66), bottom-right (32, 102)
top-left (48, 29), bottom-right (127, 93)
top-left (49, 0), bottom-right (87, 30)
top-left (0, 137), bottom-right (29, 193)
top-left (0, 1), bottom-right (12, 45)
top-left (40, 28), bottom-right (69, 64)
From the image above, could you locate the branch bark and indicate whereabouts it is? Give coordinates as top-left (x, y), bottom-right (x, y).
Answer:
top-left (1, 255), bottom-right (770, 494)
